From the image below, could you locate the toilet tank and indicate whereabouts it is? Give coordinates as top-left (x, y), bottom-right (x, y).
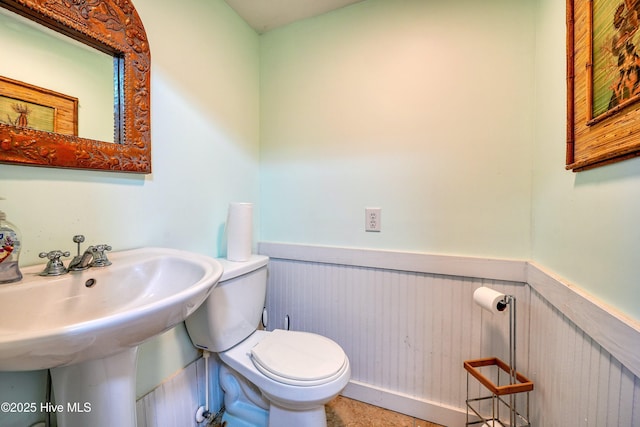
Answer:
top-left (185, 255), bottom-right (268, 352)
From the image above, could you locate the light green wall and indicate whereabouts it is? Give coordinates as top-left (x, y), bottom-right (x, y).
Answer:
top-left (532, 0), bottom-right (640, 321)
top-left (260, 0), bottom-right (536, 259)
top-left (0, 0), bottom-right (259, 425)
top-left (258, 0), bottom-right (639, 322)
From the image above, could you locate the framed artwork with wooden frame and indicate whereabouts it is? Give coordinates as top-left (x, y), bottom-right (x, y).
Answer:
top-left (0, 75), bottom-right (78, 136)
top-left (567, 0), bottom-right (640, 171)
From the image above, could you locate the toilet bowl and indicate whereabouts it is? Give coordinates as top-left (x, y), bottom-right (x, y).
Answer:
top-left (185, 255), bottom-right (351, 427)
top-left (220, 329), bottom-right (350, 426)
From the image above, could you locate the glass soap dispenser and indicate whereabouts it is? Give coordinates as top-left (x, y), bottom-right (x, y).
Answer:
top-left (0, 198), bottom-right (22, 284)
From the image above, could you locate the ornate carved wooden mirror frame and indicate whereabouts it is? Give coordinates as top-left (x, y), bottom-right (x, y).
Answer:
top-left (0, 0), bottom-right (151, 173)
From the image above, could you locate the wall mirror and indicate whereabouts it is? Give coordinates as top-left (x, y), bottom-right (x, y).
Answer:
top-left (0, 0), bottom-right (151, 173)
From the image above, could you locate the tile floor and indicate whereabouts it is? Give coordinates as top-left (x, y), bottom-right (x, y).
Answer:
top-left (211, 396), bottom-right (445, 427)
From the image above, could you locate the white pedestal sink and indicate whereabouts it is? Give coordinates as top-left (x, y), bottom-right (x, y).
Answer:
top-left (0, 247), bottom-right (223, 427)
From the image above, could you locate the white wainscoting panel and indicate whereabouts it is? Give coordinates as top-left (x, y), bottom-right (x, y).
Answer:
top-left (528, 287), bottom-right (640, 427)
top-left (264, 257), bottom-right (529, 426)
top-left (260, 242), bottom-right (640, 427)
top-left (527, 262), bottom-right (640, 379)
top-left (136, 355), bottom-right (223, 427)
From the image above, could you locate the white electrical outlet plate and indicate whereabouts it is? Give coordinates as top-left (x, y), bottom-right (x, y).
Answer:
top-left (365, 207), bottom-right (381, 232)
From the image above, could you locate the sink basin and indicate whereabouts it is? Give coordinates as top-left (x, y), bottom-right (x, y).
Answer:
top-left (0, 247), bottom-right (223, 371)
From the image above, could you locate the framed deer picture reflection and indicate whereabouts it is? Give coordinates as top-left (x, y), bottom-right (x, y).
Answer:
top-left (0, 76), bottom-right (77, 136)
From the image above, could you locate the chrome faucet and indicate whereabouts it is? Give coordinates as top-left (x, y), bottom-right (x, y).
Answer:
top-left (68, 235), bottom-right (112, 271)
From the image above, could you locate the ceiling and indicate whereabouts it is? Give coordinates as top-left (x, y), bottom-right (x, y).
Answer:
top-left (224, 0), bottom-right (365, 34)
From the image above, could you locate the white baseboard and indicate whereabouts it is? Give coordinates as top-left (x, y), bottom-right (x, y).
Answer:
top-left (342, 380), bottom-right (468, 427)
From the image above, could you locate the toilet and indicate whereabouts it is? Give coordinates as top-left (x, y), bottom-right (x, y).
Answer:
top-left (185, 255), bottom-right (351, 427)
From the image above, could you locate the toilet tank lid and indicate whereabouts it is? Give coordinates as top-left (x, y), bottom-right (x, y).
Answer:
top-left (218, 255), bottom-right (269, 281)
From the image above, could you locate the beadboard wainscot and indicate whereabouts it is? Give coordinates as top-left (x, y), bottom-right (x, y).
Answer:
top-left (526, 263), bottom-right (640, 426)
top-left (136, 354), bottom-right (223, 427)
top-left (258, 242), bottom-right (640, 427)
top-left (259, 242), bottom-right (529, 427)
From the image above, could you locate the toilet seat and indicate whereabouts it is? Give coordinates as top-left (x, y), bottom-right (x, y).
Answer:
top-left (250, 329), bottom-right (348, 387)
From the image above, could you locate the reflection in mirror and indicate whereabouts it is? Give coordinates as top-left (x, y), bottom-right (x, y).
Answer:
top-left (0, 0), bottom-right (151, 173)
top-left (0, 7), bottom-right (115, 142)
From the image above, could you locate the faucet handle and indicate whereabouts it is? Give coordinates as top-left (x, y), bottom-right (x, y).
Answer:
top-left (38, 250), bottom-right (71, 276)
top-left (90, 244), bottom-right (112, 267)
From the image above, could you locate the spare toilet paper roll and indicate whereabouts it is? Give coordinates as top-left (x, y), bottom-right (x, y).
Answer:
top-left (473, 287), bottom-right (507, 314)
top-left (226, 202), bottom-right (253, 262)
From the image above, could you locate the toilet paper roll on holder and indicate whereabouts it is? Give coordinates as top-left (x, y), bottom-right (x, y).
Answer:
top-left (472, 288), bottom-right (517, 384)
